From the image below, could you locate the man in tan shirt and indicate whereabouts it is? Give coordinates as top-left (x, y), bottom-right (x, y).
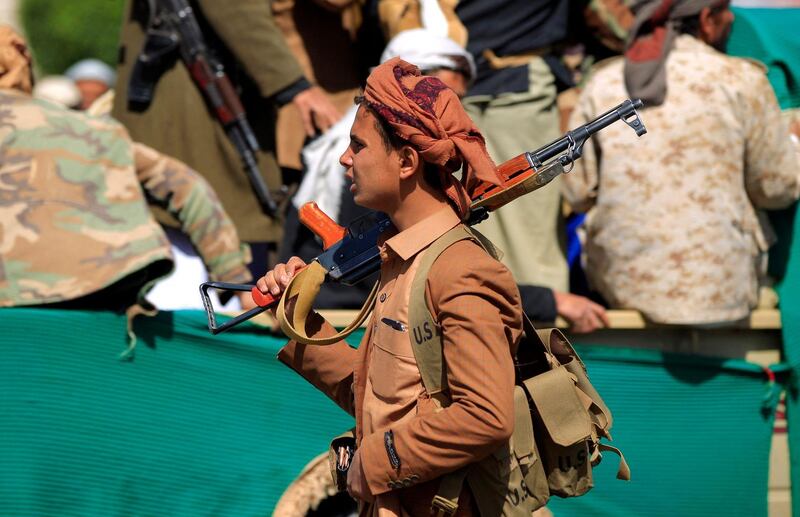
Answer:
top-left (256, 58), bottom-right (522, 515)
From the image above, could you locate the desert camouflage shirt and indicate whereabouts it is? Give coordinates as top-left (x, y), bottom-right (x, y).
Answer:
top-left (563, 35), bottom-right (800, 324)
top-left (0, 89), bottom-right (251, 307)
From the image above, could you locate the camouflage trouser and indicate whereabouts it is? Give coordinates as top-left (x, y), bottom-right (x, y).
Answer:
top-left (463, 57), bottom-right (568, 292)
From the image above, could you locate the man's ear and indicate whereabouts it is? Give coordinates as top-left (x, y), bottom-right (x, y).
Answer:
top-left (397, 144), bottom-right (422, 180)
top-left (698, 7), bottom-right (715, 44)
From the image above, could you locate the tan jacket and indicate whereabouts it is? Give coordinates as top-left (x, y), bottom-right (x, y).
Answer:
top-left (563, 35), bottom-right (800, 325)
top-left (278, 207), bottom-right (523, 515)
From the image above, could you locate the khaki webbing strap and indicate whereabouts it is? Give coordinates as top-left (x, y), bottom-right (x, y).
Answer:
top-left (407, 225), bottom-right (494, 516)
top-left (276, 261), bottom-right (379, 345)
top-left (463, 226), bottom-right (504, 261)
top-left (522, 312), bottom-right (560, 370)
top-left (598, 443), bottom-right (631, 481)
top-left (406, 225), bottom-right (512, 515)
top-left (431, 468), bottom-right (469, 517)
top-left (513, 386), bottom-right (536, 466)
top-left (408, 225), bottom-right (474, 395)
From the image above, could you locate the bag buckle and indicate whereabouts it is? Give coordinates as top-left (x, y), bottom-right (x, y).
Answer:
top-left (430, 495), bottom-right (458, 517)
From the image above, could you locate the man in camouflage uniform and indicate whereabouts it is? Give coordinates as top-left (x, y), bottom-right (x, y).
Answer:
top-left (563, 0), bottom-right (800, 325)
top-left (0, 26), bottom-right (252, 310)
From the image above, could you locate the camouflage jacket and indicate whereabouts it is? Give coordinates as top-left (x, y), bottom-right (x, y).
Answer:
top-left (0, 89), bottom-right (251, 307)
top-left (563, 35), bottom-right (800, 324)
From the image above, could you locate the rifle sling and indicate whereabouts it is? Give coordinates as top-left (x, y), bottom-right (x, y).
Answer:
top-left (276, 261), bottom-right (378, 345)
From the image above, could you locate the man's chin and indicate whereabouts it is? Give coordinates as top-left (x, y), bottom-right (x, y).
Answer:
top-left (352, 194), bottom-right (381, 212)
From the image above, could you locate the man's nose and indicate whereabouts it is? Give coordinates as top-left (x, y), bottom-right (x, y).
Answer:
top-left (339, 149), bottom-right (352, 168)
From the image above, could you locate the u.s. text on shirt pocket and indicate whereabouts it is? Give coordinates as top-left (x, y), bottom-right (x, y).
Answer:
top-left (369, 319), bottom-right (420, 403)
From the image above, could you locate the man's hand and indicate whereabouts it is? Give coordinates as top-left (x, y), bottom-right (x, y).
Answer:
top-left (346, 448), bottom-right (374, 503)
top-left (254, 256), bottom-right (307, 314)
top-left (292, 86), bottom-right (342, 136)
top-left (553, 291), bottom-right (609, 333)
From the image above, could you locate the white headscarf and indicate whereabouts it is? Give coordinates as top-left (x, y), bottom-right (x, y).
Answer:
top-left (380, 28), bottom-right (476, 85)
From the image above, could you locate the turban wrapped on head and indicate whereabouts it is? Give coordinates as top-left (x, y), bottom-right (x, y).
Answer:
top-left (625, 0), bottom-right (726, 106)
top-left (363, 57), bottom-right (502, 219)
top-left (0, 25), bottom-right (33, 94)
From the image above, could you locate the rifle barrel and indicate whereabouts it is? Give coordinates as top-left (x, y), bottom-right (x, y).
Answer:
top-left (528, 99), bottom-right (644, 166)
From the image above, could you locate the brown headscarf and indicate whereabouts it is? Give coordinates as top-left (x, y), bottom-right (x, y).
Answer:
top-left (0, 25), bottom-right (33, 94)
top-left (363, 57), bottom-right (502, 219)
top-left (624, 0), bottom-right (725, 106)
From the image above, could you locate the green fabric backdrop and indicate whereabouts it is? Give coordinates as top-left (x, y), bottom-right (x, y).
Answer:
top-left (776, 200), bottom-right (800, 517)
top-left (728, 7), bottom-right (800, 110)
top-left (721, 8), bottom-right (800, 514)
top-left (0, 308), bottom-right (786, 516)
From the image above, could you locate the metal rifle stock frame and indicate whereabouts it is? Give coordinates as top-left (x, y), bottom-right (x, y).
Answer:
top-left (200, 98), bottom-right (647, 334)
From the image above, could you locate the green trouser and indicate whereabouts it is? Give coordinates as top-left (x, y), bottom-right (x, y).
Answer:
top-left (463, 57), bottom-right (568, 291)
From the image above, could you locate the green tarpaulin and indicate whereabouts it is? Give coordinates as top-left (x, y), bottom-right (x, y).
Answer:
top-left (728, 7), bottom-right (800, 110)
top-left (0, 308), bottom-right (785, 516)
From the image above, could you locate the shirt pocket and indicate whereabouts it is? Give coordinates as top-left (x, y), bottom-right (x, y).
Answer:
top-left (368, 320), bottom-right (421, 404)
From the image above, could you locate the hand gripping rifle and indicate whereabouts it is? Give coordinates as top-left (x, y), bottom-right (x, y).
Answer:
top-left (200, 99), bottom-right (647, 336)
top-left (128, 0), bottom-right (278, 216)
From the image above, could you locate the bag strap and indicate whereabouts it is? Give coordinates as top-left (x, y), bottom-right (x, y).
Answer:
top-left (598, 443), bottom-right (631, 481)
top-left (407, 225), bottom-right (476, 395)
top-left (276, 261), bottom-right (379, 345)
top-left (406, 225), bottom-right (501, 516)
top-left (431, 468), bottom-right (469, 517)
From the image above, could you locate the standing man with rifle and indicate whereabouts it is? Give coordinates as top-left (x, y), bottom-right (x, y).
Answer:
top-left (112, 0), bottom-right (342, 277)
top-left (249, 59), bottom-right (643, 515)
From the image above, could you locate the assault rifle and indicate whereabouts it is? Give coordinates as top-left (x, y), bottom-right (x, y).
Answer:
top-left (200, 98), bottom-right (646, 334)
top-left (128, 0), bottom-right (278, 216)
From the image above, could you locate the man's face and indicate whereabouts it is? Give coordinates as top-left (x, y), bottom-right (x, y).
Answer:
top-left (430, 69), bottom-right (468, 99)
top-left (339, 105), bottom-right (402, 212)
top-left (75, 79), bottom-right (109, 110)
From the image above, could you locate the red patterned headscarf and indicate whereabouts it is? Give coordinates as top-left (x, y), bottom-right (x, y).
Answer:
top-left (363, 57), bottom-right (502, 219)
top-left (625, 0), bottom-right (725, 106)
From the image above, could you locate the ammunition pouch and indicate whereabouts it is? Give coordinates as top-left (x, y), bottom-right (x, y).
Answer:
top-left (406, 226), bottom-right (629, 515)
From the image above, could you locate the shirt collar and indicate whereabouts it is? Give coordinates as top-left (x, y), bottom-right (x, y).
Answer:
top-left (674, 34), bottom-right (716, 55)
top-left (382, 207), bottom-right (461, 262)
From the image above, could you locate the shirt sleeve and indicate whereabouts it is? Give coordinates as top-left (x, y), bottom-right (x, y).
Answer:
top-left (133, 142), bottom-right (252, 284)
top-left (277, 311), bottom-right (360, 416)
top-left (517, 284), bottom-right (557, 322)
top-left (197, 0), bottom-right (306, 99)
top-left (561, 81), bottom-right (601, 213)
top-left (741, 67), bottom-right (800, 209)
top-left (359, 240), bottom-right (522, 496)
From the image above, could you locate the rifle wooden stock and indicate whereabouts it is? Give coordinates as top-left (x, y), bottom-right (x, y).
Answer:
top-left (470, 155), bottom-right (563, 212)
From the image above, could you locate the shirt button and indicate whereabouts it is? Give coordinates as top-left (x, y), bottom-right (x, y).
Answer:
top-left (379, 293), bottom-right (387, 302)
